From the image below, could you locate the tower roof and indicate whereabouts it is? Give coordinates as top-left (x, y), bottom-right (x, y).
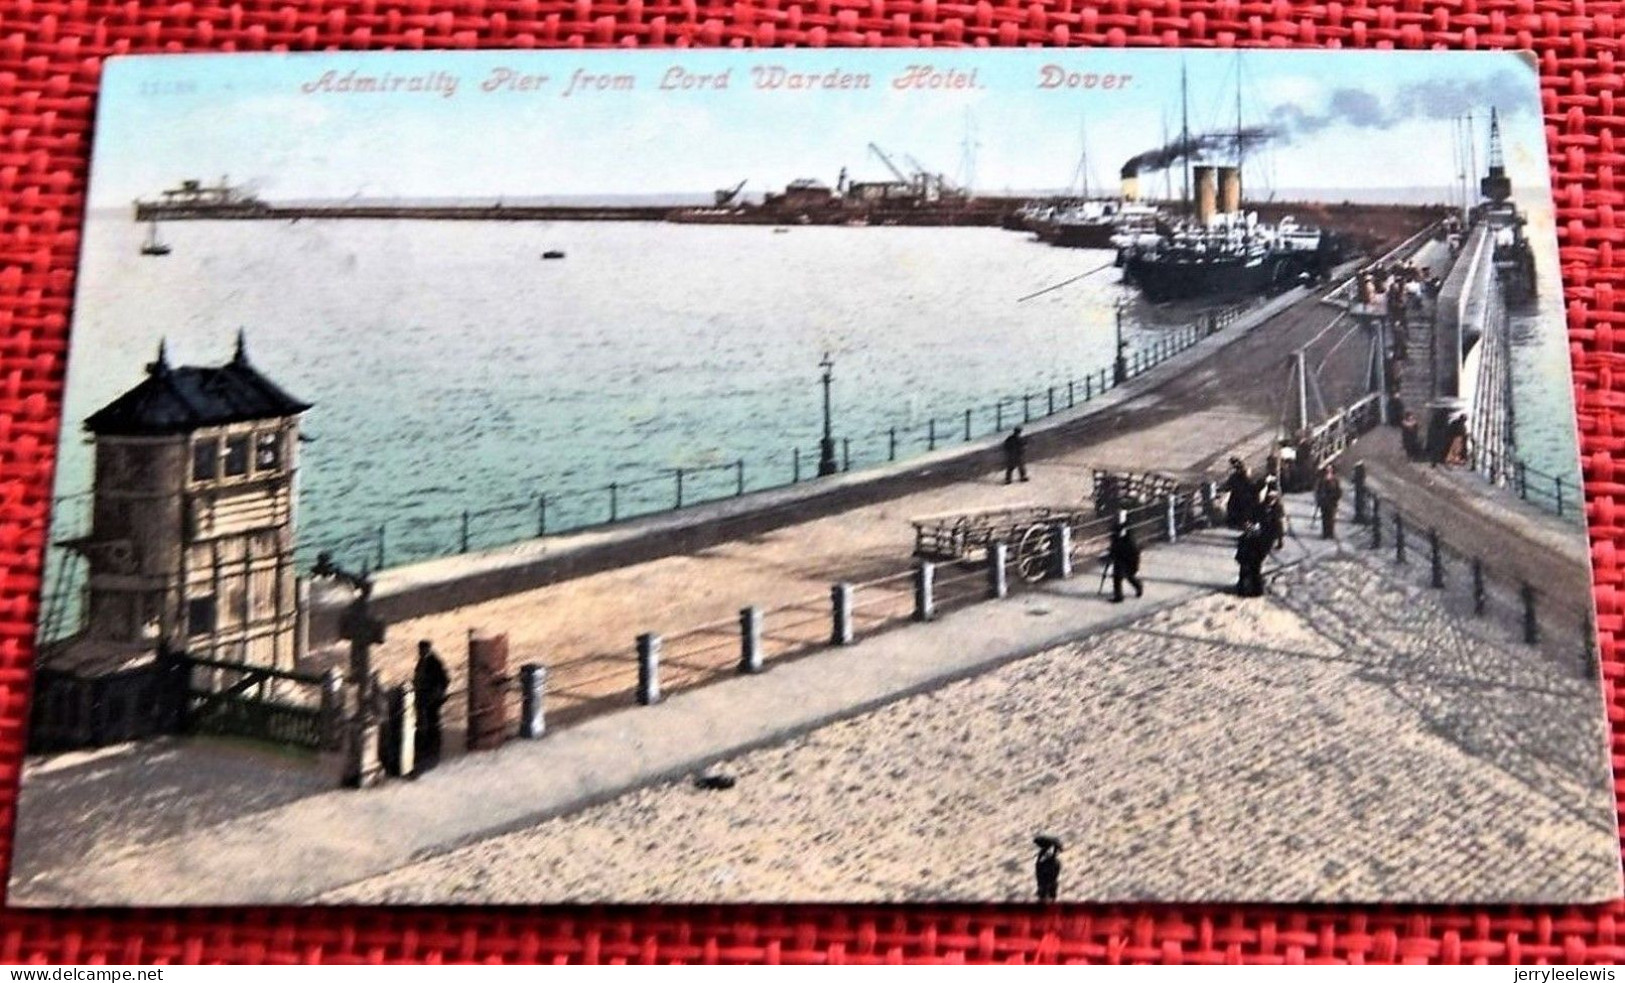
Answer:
top-left (84, 337), bottom-right (312, 436)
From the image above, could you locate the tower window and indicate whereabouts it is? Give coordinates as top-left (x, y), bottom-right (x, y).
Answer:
top-left (255, 431), bottom-right (282, 472)
top-left (186, 595), bottom-right (217, 637)
top-left (191, 440), bottom-right (217, 482)
top-left (223, 435), bottom-right (250, 477)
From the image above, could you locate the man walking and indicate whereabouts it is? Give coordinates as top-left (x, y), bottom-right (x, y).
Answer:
top-left (1003, 426), bottom-right (1029, 484)
top-left (1107, 513), bottom-right (1144, 603)
top-left (412, 639), bottom-right (450, 775)
top-left (1033, 836), bottom-right (1062, 903)
top-left (1222, 457), bottom-right (1256, 528)
top-left (1314, 464), bottom-right (1343, 539)
top-left (1235, 520), bottom-right (1268, 597)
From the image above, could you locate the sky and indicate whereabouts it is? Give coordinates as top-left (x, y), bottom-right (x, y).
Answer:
top-left (89, 49), bottom-right (1549, 207)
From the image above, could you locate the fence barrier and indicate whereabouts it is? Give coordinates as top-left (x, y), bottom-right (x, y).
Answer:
top-left (1360, 494), bottom-right (1590, 659)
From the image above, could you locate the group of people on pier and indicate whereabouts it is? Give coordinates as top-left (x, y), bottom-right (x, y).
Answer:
top-left (1222, 456), bottom-right (1342, 597)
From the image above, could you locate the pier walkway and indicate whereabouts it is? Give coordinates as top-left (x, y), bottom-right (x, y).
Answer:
top-left (15, 489), bottom-right (1614, 905)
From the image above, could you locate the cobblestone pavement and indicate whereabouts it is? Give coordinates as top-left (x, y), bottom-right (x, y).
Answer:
top-left (327, 549), bottom-right (1620, 905)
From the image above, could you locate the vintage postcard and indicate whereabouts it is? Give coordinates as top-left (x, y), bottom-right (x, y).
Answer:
top-left (10, 48), bottom-right (1617, 906)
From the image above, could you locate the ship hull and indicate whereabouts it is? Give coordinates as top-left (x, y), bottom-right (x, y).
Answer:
top-left (1123, 248), bottom-right (1326, 303)
top-left (1050, 222), bottom-right (1117, 249)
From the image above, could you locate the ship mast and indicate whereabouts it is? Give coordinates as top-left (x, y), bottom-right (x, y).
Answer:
top-left (1180, 61), bottom-right (1191, 215)
top-left (1234, 55), bottom-right (1245, 204)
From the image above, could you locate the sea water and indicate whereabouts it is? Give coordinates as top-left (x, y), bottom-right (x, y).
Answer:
top-left (51, 210), bottom-right (1583, 580)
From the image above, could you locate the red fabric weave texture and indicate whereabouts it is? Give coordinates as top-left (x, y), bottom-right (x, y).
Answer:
top-left (1, 0), bottom-right (1623, 965)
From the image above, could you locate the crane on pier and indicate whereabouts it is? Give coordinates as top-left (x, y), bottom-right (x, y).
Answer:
top-left (714, 179), bottom-right (748, 207)
top-left (867, 143), bottom-right (913, 185)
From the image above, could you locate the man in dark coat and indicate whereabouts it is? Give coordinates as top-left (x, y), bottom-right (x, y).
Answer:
top-left (1400, 410), bottom-right (1423, 460)
top-left (1034, 836), bottom-right (1062, 903)
top-left (412, 639), bottom-right (450, 774)
top-left (1222, 457), bottom-right (1256, 528)
top-left (1107, 515), bottom-right (1144, 603)
top-left (1235, 520), bottom-right (1268, 597)
top-left (1314, 465), bottom-right (1343, 539)
top-left (1003, 427), bottom-right (1029, 484)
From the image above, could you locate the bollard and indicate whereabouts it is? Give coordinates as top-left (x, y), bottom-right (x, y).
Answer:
top-left (1352, 462), bottom-right (1368, 524)
top-left (382, 682), bottom-right (415, 778)
top-left (842, 437), bottom-right (850, 472)
top-left (461, 510), bottom-right (471, 553)
top-left (739, 606), bottom-right (763, 673)
top-left (1023, 393), bottom-right (1032, 423)
top-left (519, 664), bottom-right (547, 738)
top-left (996, 400), bottom-right (1004, 431)
top-left (1555, 476), bottom-right (1564, 516)
top-left (914, 562), bottom-right (936, 621)
top-left (888, 428), bottom-right (897, 462)
top-left (1370, 496), bottom-right (1383, 549)
top-left (636, 632), bottom-right (662, 705)
top-left (1429, 528), bottom-right (1443, 588)
top-left (988, 541), bottom-right (1009, 599)
top-left (537, 494), bottom-right (548, 537)
top-left (376, 523), bottom-right (387, 570)
top-left (1516, 461), bottom-right (1527, 499)
top-left (609, 482), bottom-right (619, 522)
top-left (1047, 386), bottom-right (1055, 416)
top-left (793, 447), bottom-right (801, 483)
top-left (675, 468), bottom-right (685, 508)
top-left (1085, 376), bottom-right (1092, 401)
top-left (1472, 558), bottom-right (1486, 615)
top-left (344, 673), bottom-right (385, 789)
top-left (736, 460), bottom-right (745, 497)
top-left (1050, 524), bottom-right (1073, 580)
top-left (928, 419), bottom-right (937, 451)
top-left (1165, 494), bottom-right (1178, 543)
top-left (964, 408), bottom-right (972, 442)
top-left (320, 667), bottom-right (345, 752)
top-left (1394, 514), bottom-right (1407, 564)
top-left (467, 632), bottom-right (511, 751)
top-left (1068, 380), bottom-right (1075, 408)
top-left (831, 584), bottom-right (854, 645)
top-left (1521, 584), bottom-right (1539, 645)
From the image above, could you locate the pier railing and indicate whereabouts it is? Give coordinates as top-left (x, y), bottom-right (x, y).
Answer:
top-left (1472, 446), bottom-right (1584, 523)
top-left (506, 481), bottom-right (1209, 737)
top-left (1352, 484), bottom-right (1594, 670)
top-left (307, 302), bottom-right (1247, 573)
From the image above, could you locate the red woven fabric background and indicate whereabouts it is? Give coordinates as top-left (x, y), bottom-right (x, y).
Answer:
top-left (0, 0), bottom-right (1622, 965)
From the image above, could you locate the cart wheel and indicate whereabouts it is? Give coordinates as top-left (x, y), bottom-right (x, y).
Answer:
top-left (1016, 523), bottom-right (1053, 583)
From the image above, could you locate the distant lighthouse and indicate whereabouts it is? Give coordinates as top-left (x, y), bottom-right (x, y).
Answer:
top-left (45, 333), bottom-right (312, 677)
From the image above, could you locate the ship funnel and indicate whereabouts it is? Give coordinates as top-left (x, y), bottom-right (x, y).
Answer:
top-left (1193, 165), bottom-right (1218, 225)
top-left (1121, 175), bottom-right (1140, 202)
top-left (1217, 166), bottom-right (1242, 214)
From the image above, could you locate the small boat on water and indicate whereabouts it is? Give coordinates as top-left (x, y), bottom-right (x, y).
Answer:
top-left (140, 219), bottom-right (171, 256)
top-left (541, 250), bottom-right (566, 260)
top-left (772, 227), bottom-right (790, 234)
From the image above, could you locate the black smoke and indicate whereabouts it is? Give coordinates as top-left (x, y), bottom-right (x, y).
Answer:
top-left (1268, 69), bottom-right (1531, 140)
top-left (1120, 127), bottom-right (1274, 179)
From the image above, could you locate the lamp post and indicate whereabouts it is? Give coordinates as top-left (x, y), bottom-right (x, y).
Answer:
top-left (1113, 297), bottom-right (1130, 385)
top-left (313, 551), bottom-right (386, 789)
top-left (818, 352), bottom-right (839, 477)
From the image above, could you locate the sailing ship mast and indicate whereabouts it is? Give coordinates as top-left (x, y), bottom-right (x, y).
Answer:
top-left (1234, 56), bottom-right (1245, 206)
top-left (1180, 61), bottom-right (1191, 214)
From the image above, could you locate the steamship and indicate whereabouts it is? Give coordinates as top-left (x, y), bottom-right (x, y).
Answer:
top-left (1118, 164), bottom-right (1339, 304)
top-left (1044, 199), bottom-right (1161, 249)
